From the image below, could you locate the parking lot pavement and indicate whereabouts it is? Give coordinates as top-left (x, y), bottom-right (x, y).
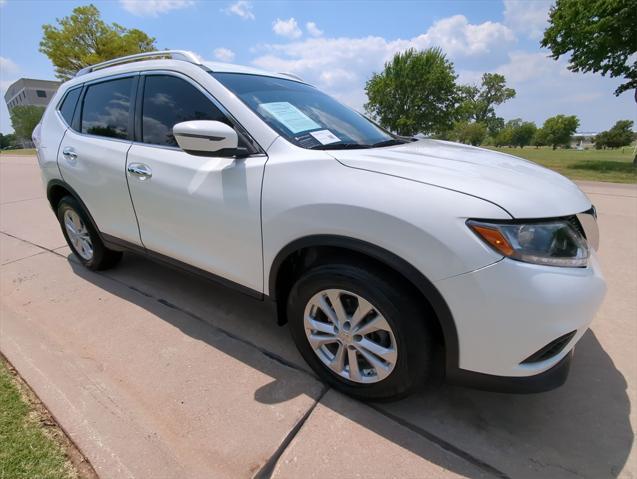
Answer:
top-left (1, 154), bottom-right (635, 478)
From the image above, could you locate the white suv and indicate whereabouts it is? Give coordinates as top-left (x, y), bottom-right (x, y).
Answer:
top-left (34, 51), bottom-right (606, 400)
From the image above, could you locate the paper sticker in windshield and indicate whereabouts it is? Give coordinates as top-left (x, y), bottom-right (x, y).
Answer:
top-left (310, 129), bottom-right (340, 145)
top-left (260, 102), bottom-right (320, 134)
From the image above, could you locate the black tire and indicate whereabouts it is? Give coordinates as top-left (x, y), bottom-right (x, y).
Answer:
top-left (287, 262), bottom-right (434, 401)
top-left (57, 195), bottom-right (122, 271)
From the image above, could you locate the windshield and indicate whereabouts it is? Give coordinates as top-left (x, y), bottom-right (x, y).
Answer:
top-left (212, 72), bottom-right (401, 150)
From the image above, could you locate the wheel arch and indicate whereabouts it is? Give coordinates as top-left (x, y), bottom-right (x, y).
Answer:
top-left (268, 235), bottom-right (460, 371)
top-left (47, 179), bottom-right (102, 238)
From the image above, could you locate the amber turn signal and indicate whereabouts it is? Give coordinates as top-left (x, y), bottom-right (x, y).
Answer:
top-left (468, 223), bottom-right (514, 256)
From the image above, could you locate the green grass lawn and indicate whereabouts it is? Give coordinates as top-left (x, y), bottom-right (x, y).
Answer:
top-left (489, 146), bottom-right (636, 184)
top-left (0, 359), bottom-right (77, 479)
top-left (0, 148), bottom-right (37, 156)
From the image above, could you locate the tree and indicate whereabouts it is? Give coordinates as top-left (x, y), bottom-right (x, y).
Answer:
top-left (451, 121), bottom-right (487, 146)
top-left (541, 0), bottom-right (637, 96)
top-left (594, 131), bottom-right (610, 149)
top-left (494, 125), bottom-right (514, 147)
top-left (457, 73), bottom-right (516, 134)
top-left (9, 106), bottom-right (45, 142)
top-left (511, 120), bottom-right (537, 148)
top-left (537, 114), bottom-right (580, 149)
top-left (365, 48), bottom-right (458, 136)
top-left (604, 120), bottom-right (634, 148)
top-left (0, 132), bottom-right (17, 149)
top-left (595, 120), bottom-right (636, 164)
top-left (40, 4), bottom-right (156, 80)
top-left (532, 128), bottom-right (549, 148)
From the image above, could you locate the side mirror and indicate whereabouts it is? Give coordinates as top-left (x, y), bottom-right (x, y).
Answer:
top-left (173, 120), bottom-right (239, 156)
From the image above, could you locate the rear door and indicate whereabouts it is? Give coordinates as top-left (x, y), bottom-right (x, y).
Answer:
top-left (57, 74), bottom-right (142, 245)
top-left (126, 72), bottom-right (267, 292)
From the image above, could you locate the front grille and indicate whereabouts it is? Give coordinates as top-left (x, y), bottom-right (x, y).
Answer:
top-left (521, 331), bottom-right (577, 364)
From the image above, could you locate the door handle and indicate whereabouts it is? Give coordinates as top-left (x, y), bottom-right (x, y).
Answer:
top-left (127, 163), bottom-right (152, 180)
top-left (62, 146), bottom-right (77, 161)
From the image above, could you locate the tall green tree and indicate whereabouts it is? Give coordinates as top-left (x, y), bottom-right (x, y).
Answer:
top-left (365, 48), bottom-right (458, 136)
top-left (595, 120), bottom-right (635, 148)
top-left (457, 73), bottom-right (516, 134)
top-left (9, 106), bottom-right (45, 142)
top-left (537, 114), bottom-right (580, 149)
top-left (40, 4), bottom-right (156, 80)
top-left (541, 0), bottom-right (637, 96)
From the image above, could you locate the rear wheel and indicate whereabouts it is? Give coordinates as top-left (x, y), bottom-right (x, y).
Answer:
top-left (287, 262), bottom-right (434, 401)
top-left (57, 196), bottom-right (122, 270)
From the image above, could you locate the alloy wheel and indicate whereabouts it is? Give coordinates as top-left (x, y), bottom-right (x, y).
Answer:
top-left (63, 209), bottom-right (94, 261)
top-left (303, 289), bottom-right (397, 384)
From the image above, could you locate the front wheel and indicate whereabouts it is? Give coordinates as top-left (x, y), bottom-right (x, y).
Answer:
top-left (287, 263), bottom-right (434, 401)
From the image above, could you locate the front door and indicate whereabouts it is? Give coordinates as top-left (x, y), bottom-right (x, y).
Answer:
top-left (126, 73), bottom-right (266, 292)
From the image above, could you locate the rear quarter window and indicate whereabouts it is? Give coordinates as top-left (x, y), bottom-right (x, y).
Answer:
top-left (58, 87), bottom-right (81, 126)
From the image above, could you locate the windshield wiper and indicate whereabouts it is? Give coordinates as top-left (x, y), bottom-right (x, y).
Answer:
top-left (370, 138), bottom-right (410, 148)
top-left (309, 143), bottom-right (372, 150)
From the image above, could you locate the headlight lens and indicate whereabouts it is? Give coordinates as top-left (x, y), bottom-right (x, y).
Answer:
top-left (467, 219), bottom-right (589, 267)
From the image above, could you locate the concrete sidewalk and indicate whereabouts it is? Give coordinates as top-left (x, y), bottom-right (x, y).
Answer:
top-left (1, 154), bottom-right (635, 478)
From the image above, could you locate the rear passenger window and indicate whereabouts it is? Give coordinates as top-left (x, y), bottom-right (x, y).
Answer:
top-left (59, 87), bottom-right (81, 126)
top-left (81, 78), bottom-right (133, 139)
top-left (142, 75), bottom-right (228, 147)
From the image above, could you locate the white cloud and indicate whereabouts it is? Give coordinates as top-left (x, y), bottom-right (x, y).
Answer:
top-left (223, 0), bottom-right (254, 20)
top-left (495, 50), bottom-right (554, 83)
top-left (417, 15), bottom-right (515, 56)
top-left (0, 57), bottom-right (20, 134)
top-left (0, 57), bottom-right (19, 77)
top-left (253, 15), bottom-right (515, 110)
top-left (119, 0), bottom-right (194, 16)
top-left (503, 0), bottom-right (551, 40)
top-left (213, 47), bottom-right (235, 62)
top-left (487, 50), bottom-right (634, 131)
top-left (306, 21), bottom-right (323, 37)
top-left (273, 18), bottom-right (302, 39)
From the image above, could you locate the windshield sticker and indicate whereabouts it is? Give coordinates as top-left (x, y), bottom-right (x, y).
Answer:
top-left (260, 102), bottom-right (320, 134)
top-left (310, 129), bottom-right (340, 145)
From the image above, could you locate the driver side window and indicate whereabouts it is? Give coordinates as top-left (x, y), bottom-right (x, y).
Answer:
top-left (141, 75), bottom-right (230, 147)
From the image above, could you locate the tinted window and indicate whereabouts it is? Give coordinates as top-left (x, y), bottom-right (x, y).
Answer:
top-left (81, 78), bottom-right (133, 139)
top-left (142, 75), bottom-right (228, 146)
top-left (59, 87), bottom-right (81, 126)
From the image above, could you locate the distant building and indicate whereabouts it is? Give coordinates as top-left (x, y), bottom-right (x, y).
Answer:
top-left (571, 132), bottom-right (598, 150)
top-left (4, 78), bottom-right (62, 111)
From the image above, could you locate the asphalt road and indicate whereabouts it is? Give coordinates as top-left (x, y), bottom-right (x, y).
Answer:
top-left (1, 155), bottom-right (635, 478)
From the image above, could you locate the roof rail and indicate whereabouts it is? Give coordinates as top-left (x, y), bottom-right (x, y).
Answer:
top-left (75, 50), bottom-right (203, 77)
top-left (278, 72), bottom-right (304, 82)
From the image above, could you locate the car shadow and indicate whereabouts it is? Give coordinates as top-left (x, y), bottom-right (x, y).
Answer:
top-left (67, 252), bottom-right (633, 478)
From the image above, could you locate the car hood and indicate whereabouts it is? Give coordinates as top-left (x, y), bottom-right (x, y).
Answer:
top-left (332, 139), bottom-right (592, 218)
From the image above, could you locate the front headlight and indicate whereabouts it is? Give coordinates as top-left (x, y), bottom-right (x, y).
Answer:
top-left (467, 219), bottom-right (589, 267)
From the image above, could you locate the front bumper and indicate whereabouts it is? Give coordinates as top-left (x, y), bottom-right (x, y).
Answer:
top-left (448, 350), bottom-right (574, 394)
top-left (435, 252), bottom-right (606, 389)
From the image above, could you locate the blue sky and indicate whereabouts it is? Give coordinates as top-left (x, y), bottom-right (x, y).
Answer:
top-left (0, 0), bottom-right (635, 134)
